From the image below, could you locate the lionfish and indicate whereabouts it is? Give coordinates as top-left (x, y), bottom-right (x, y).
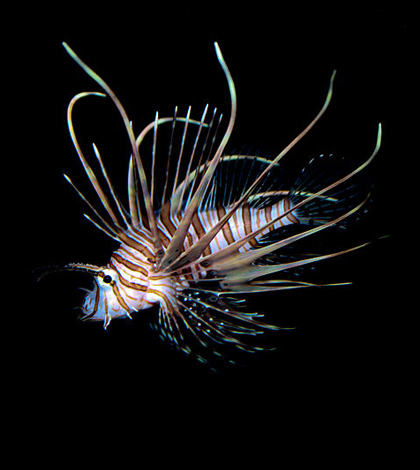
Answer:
top-left (40, 42), bottom-right (381, 369)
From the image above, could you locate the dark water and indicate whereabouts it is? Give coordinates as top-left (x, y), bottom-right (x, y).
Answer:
top-left (11, 5), bottom-right (411, 452)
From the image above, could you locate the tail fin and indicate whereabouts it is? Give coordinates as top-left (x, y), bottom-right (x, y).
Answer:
top-left (290, 153), bottom-right (370, 227)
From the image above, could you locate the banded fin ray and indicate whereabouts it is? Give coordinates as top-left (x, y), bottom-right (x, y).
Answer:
top-left (157, 43), bottom-right (237, 271)
top-left (55, 42), bottom-right (382, 369)
top-left (159, 71), bottom-right (338, 273)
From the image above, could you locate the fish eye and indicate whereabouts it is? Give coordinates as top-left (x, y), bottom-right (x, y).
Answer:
top-left (102, 274), bottom-right (113, 284)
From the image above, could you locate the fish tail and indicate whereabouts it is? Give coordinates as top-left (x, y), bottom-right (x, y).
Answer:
top-left (290, 153), bottom-right (372, 227)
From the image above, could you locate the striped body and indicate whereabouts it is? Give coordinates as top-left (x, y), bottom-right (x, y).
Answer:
top-left (46, 42), bottom-right (381, 369)
top-left (83, 195), bottom-right (300, 325)
top-left (159, 196), bottom-right (298, 256)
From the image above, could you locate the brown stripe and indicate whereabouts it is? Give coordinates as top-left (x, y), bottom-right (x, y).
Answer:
top-left (192, 212), bottom-right (212, 256)
top-left (248, 237), bottom-right (260, 248)
top-left (146, 288), bottom-right (165, 300)
top-left (93, 279), bottom-right (101, 314)
top-left (112, 284), bottom-right (130, 311)
top-left (158, 229), bottom-right (171, 248)
top-left (130, 225), bottom-right (153, 244)
top-left (264, 205), bottom-right (275, 231)
top-left (217, 206), bottom-right (235, 245)
top-left (146, 288), bottom-right (175, 312)
top-left (112, 253), bottom-right (148, 277)
top-left (192, 212), bottom-right (205, 238)
top-left (159, 202), bottom-right (177, 237)
top-left (283, 197), bottom-right (299, 224)
top-left (182, 264), bottom-right (197, 281)
top-left (242, 204), bottom-right (259, 247)
top-left (119, 233), bottom-right (154, 260)
top-left (232, 209), bottom-right (243, 242)
top-left (242, 204), bottom-right (252, 235)
top-left (117, 274), bottom-right (148, 292)
top-left (110, 260), bottom-right (148, 291)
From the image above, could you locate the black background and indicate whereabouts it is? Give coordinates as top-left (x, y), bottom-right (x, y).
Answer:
top-left (10, 2), bottom-right (413, 456)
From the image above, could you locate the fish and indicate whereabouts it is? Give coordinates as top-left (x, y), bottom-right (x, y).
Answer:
top-left (38, 42), bottom-right (382, 369)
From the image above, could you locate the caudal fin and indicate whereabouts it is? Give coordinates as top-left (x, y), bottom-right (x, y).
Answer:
top-left (290, 153), bottom-right (370, 227)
